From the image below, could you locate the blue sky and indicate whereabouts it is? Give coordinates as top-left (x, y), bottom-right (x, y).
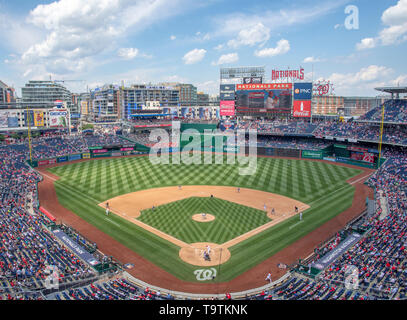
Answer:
top-left (0, 0), bottom-right (406, 96)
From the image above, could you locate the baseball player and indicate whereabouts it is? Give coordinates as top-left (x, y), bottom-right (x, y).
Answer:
top-left (300, 211), bottom-right (303, 221)
top-left (105, 202), bottom-right (110, 216)
top-left (264, 204), bottom-right (267, 212)
top-left (237, 187), bottom-right (240, 193)
top-left (202, 213), bottom-right (206, 220)
top-left (265, 272), bottom-right (272, 283)
top-left (271, 208), bottom-right (275, 215)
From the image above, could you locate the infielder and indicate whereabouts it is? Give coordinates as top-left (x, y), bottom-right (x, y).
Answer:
top-left (105, 202), bottom-right (110, 216)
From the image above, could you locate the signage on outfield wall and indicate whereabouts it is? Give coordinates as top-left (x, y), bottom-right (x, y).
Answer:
top-left (68, 154), bottom-right (82, 161)
top-left (293, 100), bottom-right (311, 118)
top-left (92, 149), bottom-right (108, 153)
top-left (302, 150), bottom-right (323, 159)
top-left (111, 152), bottom-right (122, 157)
top-left (82, 153), bottom-right (91, 159)
top-left (120, 147), bottom-right (134, 151)
top-left (57, 156), bottom-right (68, 163)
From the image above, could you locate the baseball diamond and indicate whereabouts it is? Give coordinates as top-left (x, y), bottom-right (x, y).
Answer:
top-left (42, 154), bottom-right (362, 285)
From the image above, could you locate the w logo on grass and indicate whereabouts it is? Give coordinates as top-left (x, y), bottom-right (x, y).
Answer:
top-left (194, 268), bottom-right (217, 281)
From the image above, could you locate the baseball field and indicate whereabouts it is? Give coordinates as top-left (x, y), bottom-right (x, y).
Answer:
top-left (43, 154), bottom-right (364, 285)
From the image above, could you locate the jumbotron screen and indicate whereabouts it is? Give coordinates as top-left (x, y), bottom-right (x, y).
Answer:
top-left (235, 83), bottom-right (292, 116)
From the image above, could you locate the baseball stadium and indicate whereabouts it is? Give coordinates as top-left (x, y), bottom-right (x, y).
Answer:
top-left (1, 1), bottom-right (407, 304)
top-left (1, 83), bottom-right (407, 301)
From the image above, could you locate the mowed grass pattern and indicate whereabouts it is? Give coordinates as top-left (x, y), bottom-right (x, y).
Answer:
top-left (138, 197), bottom-right (270, 244)
top-left (48, 154), bottom-right (362, 282)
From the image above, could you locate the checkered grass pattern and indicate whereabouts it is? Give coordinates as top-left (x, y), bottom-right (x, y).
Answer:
top-left (138, 197), bottom-right (270, 244)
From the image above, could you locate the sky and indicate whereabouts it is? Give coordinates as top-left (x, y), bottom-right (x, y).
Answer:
top-left (0, 0), bottom-right (406, 97)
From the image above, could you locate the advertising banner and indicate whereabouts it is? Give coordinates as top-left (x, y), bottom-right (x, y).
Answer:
top-left (24, 110), bottom-right (34, 127)
top-left (92, 149), bottom-right (108, 153)
top-left (294, 83), bottom-right (313, 100)
top-left (220, 92), bottom-right (235, 100)
top-left (236, 83), bottom-right (292, 90)
top-left (49, 110), bottom-right (68, 127)
top-left (181, 107), bottom-right (188, 118)
top-left (120, 147), bottom-right (134, 151)
top-left (111, 152), bottom-right (122, 157)
top-left (69, 154), bottom-right (82, 161)
top-left (0, 111), bottom-right (8, 128)
top-left (38, 160), bottom-right (50, 166)
top-left (82, 152), bottom-right (91, 159)
top-left (33, 110), bottom-right (45, 127)
top-left (311, 233), bottom-right (361, 270)
top-left (52, 229), bottom-right (100, 266)
top-left (302, 150), bottom-right (323, 159)
top-left (199, 107), bottom-right (204, 119)
top-left (49, 158), bottom-right (57, 165)
top-left (243, 77), bottom-right (262, 84)
top-left (293, 100), bottom-right (311, 118)
top-left (57, 156), bottom-right (68, 163)
top-left (133, 124), bottom-right (171, 128)
top-left (7, 111), bottom-right (19, 128)
top-left (220, 100), bottom-right (235, 116)
top-left (220, 84), bottom-right (235, 92)
top-left (92, 152), bottom-right (111, 158)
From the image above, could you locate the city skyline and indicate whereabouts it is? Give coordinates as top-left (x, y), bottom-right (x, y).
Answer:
top-left (0, 0), bottom-right (406, 96)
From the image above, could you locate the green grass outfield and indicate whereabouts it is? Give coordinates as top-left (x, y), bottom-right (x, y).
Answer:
top-left (48, 154), bottom-right (362, 283)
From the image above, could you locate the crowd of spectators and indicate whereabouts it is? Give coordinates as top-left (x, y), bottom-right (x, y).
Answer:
top-left (55, 277), bottom-right (173, 300)
top-left (254, 136), bottom-right (331, 150)
top-left (358, 100), bottom-right (407, 123)
top-left (237, 120), bottom-right (319, 135)
top-left (262, 145), bottom-right (407, 300)
top-left (0, 145), bottom-right (100, 300)
top-left (314, 121), bottom-right (407, 145)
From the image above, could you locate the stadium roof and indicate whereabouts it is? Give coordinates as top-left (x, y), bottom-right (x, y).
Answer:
top-left (375, 86), bottom-right (407, 94)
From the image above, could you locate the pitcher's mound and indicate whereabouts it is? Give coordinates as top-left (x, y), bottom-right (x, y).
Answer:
top-left (179, 242), bottom-right (231, 266)
top-left (192, 213), bottom-right (215, 222)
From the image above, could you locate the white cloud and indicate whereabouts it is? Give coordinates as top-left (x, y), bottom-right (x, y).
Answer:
top-left (182, 48), bottom-right (206, 64)
top-left (356, 0), bottom-right (407, 50)
top-left (254, 39), bottom-right (290, 58)
top-left (118, 48), bottom-right (139, 59)
top-left (214, 44), bottom-right (224, 51)
top-left (303, 56), bottom-right (321, 63)
top-left (356, 38), bottom-right (377, 50)
top-left (196, 80), bottom-right (220, 95)
top-left (170, 35), bottom-right (176, 40)
top-left (227, 23), bottom-right (270, 48)
top-left (14, 0), bottom-right (191, 76)
top-left (212, 53), bottom-right (239, 66)
top-left (322, 65), bottom-right (399, 95)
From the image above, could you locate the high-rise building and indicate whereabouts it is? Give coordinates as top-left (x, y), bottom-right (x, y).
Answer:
top-left (197, 92), bottom-right (209, 106)
top-left (90, 85), bottom-right (121, 122)
top-left (0, 80), bottom-right (16, 108)
top-left (21, 80), bottom-right (73, 110)
top-left (121, 84), bottom-right (179, 120)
